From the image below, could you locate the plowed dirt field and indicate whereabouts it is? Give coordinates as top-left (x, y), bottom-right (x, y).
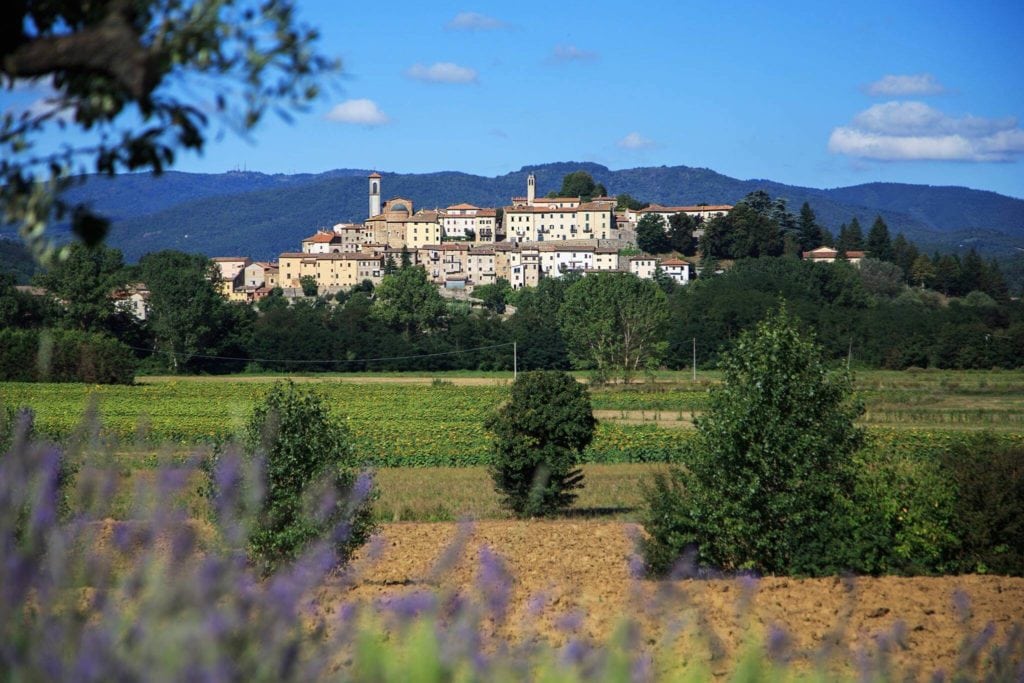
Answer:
top-left (328, 520), bottom-right (1024, 678)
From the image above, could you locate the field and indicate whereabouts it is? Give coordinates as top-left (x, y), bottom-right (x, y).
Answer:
top-left (5, 369), bottom-right (1024, 677)
top-left (4, 368), bottom-right (1024, 468)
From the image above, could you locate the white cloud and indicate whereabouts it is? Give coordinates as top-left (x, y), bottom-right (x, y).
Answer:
top-left (445, 12), bottom-right (509, 31)
top-left (865, 73), bottom-right (946, 97)
top-left (617, 132), bottom-right (655, 150)
top-left (324, 99), bottom-right (390, 126)
top-left (405, 62), bottom-right (478, 84)
top-left (548, 44), bottom-right (598, 64)
top-left (828, 101), bottom-right (1024, 162)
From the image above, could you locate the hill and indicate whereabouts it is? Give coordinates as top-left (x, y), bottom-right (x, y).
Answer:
top-left (2, 163), bottom-right (1021, 261)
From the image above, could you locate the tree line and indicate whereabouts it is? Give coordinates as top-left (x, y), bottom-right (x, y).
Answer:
top-left (3, 203), bottom-right (1023, 381)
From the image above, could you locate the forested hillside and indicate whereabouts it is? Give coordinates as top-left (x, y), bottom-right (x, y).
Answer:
top-left (2, 163), bottom-right (1021, 262)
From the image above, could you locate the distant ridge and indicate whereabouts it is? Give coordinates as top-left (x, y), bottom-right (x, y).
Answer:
top-left (4, 163), bottom-right (1022, 261)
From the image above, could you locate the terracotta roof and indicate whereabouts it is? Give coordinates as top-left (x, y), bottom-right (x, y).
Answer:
top-left (505, 206), bottom-right (577, 214)
top-left (803, 248), bottom-right (866, 259)
top-left (278, 252), bottom-right (306, 258)
top-left (446, 203), bottom-right (479, 210)
top-left (407, 211), bottom-right (440, 223)
top-left (533, 196), bottom-right (580, 203)
top-left (303, 232), bottom-right (338, 243)
top-left (630, 255), bottom-right (657, 261)
top-left (660, 258), bottom-right (689, 266)
top-left (212, 256), bottom-right (250, 262)
top-left (639, 204), bottom-right (734, 213)
top-left (368, 172), bottom-right (382, 179)
top-left (475, 209), bottom-right (497, 217)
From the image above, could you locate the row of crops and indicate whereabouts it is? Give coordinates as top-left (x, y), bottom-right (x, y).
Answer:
top-left (3, 379), bottom-right (1023, 466)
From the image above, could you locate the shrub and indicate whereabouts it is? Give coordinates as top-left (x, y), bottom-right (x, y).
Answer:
top-left (641, 307), bottom-right (864, 575)
top-left (939, 435), bottom-right (1024, 575)
top-left (0, 328), bottom-right (135, 384)
top-left (486, 371), bottom-right (596, 517)
top-left (840, 447), bottom-right (960, 575)
top-left (242, 381), bottom-right (376, 573)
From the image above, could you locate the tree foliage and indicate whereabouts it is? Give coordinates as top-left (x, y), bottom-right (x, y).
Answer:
top-left (667, 212), bottom-right (698, 256)
top-left (559, 273), bottom-right (668, 382)
top-left (486, 371), bottom-right (596, 517)
top-left (33, 242), bottom-right (126, 332)
top-left (701, 191), bottom-right (784, 259)
top-left (372, 265), bottom-right (447, 338)
top-left (243, 381), bottom-right (375, 574)
top-left (139, 250), bottom-right (232, 372)
top-left (556, 171), bottom-right (605, 201)
top-left (1, 0), bottom-right (337, 262)
top-left (635, 213), bottom-right (671, 254)
top-left (642, 307), bottom-right (864, 575)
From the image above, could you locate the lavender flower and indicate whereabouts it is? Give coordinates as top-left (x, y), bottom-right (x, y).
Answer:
top-left (476, 545), bottom-right (512, 624)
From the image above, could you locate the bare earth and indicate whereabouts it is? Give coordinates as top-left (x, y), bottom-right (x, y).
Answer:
top-left (327, 520), bottom-right (1024, 678)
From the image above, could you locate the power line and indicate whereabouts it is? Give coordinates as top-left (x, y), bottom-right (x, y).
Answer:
top-left (124, 341), bottom-right (516, 365)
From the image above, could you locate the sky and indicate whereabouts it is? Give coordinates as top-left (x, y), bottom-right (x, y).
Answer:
top-left (4, 0), bottom-right (1024, 198)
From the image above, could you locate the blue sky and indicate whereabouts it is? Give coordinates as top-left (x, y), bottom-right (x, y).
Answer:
top-left (5, 0), bottom-right (1024, 198)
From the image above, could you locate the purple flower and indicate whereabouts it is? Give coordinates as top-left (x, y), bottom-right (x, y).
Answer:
top-left (766, 623), bottom-right (791, 662)
top-left (631, 652), bottom-right (653, 683)
top-left (352, 471), bottom-right (373, 504)
top-left (380, 591), bottom-right (437, 620)
top-left (952, 589), bottom-right (972, 624)
top-left (555, 610), bottom-right (584, 633)
top-left (476, 545), bottom-right (512, 624)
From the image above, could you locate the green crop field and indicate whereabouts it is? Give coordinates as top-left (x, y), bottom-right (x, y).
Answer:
top-left (3, 369), bottom-right (1023, 467)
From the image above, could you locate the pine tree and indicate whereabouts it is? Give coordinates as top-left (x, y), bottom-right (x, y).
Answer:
top-left (797, 202), bottom-right (826, 251)
top-left (866, 216), bottom-right (894, 262)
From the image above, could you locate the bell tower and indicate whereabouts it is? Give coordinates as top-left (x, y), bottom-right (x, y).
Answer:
top-left (527, 172), bottom-right (536, 206)
top-left (368, 172), bottom-right (382, 217)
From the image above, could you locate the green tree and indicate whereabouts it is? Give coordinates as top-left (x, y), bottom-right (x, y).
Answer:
top-left (911, 254), bottom-right (936, 288)
top-left (473, 277), bottom-right (512, 314)
top-left (486, 371), bottom-right (596, 517)
top-left (559, 273), bottom-right (668, 383)
top-left (933, 253), bottom-right (962, 295)
top-left (33, 242), bottom-right (126, 332)
top-left (836, 217), bottom-right (865, 255)
top-left (959, 248), bottom-right (986, 294)
top-left (858, 258), bottom-right (905, 299)
top-left (892, 233), bottom-right (919, 282)
top-left (866, 216), bottom-right (894, 262)
top-left (641, 307), bottom-right (864, 575)
top-left (635, 213), bottom-right (671, 254)
top-left (139, 250), bottom-right (228, 372)
top-left (243, 381), bottom-right (375, 574)
top-left (615, 193), bottom-right (646, 211)
top-left (796, 202), bottom-right (827, 251)
top-left (667, 212), bottom-right (698, 256)
top-left (299, 275), bottom-right (318, 297)
top-left (508, 277), bottom-right (572, 371)
top-left (700, 192), bottom-right (784, 259)
top-left (557, 171), bottom-right (603, 201)
top-left (372, 265), bottom-right (446, 338)
top-left (2, 0), bottom-right (336, 262)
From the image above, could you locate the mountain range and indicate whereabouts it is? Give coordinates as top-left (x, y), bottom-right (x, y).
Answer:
top-left (3, 162), bottom-right (1022, 262)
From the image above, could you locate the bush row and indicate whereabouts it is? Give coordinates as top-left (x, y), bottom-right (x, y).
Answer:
top-left (0, 328), bottom-right (135, 384)
top-left (643, 432), bottom-right (1024, 576)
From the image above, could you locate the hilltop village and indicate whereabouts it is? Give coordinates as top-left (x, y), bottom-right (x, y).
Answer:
top-left (209, 172), bottom-right (734, 302)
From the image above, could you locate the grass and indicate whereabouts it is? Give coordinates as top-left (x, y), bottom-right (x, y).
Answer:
top-left (90, 461), bottom-right (665, 523)
top-left (373, 463), bottom-right (665, 522)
